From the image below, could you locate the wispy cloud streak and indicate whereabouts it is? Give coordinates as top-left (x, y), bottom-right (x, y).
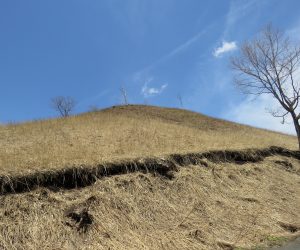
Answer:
top-left (133, 25), bottom-right (214, 80)
top-left (223, 0), bottom-right (259, 37)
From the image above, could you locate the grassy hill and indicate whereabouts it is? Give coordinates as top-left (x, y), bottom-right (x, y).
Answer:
top-left (0, 105), bottom-right (296, 175)
top-left (0, 105), bottom-right (299, 250)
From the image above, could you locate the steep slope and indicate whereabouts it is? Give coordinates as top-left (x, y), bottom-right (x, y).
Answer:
top-left (0, 105), bottom-right (299, 250)
top-left (1, 154), bottom-right (299, 249)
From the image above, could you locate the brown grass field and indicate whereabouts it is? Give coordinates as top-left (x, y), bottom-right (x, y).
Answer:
top-left (0, 105), bottom-right (297, 175)
top-left (0, 105), bottom-right (299, 249)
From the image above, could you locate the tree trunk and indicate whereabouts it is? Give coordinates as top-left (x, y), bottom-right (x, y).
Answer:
top-left (291, 113), bottom-right (300, 150)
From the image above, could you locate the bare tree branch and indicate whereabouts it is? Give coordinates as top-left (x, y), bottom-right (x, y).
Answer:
top-left (51, 96), bottom-right (76, 117)
top-left (177, 94), bottom-right (183, 108)
top-left (231, 24), bottom-right (300, 149)
top-left (120, 87), bottom-right (128, 105)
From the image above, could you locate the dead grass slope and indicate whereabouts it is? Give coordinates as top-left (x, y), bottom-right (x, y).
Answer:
top-left (0, 105), bottom-right (297, 176)
top-left (0, 154), bottom-right (299, 250)
top-left (0, 105), bottom-right (299, 249)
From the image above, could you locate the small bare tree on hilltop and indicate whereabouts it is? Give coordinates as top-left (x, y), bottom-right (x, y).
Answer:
top-left (51, 96), bottom-right (76, 117)
top-left (231, 25), bottom-right (300, 149)
top-left (120, 86), bottom-right (128, 105)
top-left (177, 94), bottom-right (183, 108)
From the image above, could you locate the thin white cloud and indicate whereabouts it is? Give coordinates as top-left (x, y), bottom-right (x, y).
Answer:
top-left (133, 25), bottom-right (215, 81)
top-left (213, 41), bottom-right (237, 57)
top-left (224, 0), bottom-right (259, 37)
top-left (166, 29), bottom-right (208, 59)
top-left (141, 78), bottom-right (168, 97)
top-left (77, 89), bottom-right (109, 108)
top-left (223, 95), bottom-right (295, 135)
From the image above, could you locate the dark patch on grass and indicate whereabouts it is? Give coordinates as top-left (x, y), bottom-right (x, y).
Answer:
top-left (218, 241), bottom-right (235, 250)
top-left (0, 146), bottom-right (299, 195)
top-left (275, 160), bottom-right (294, 171)
top-left (279, 222), bottom-right (300, 233)
top-left (240, 197), bottom-right (259, 203)
top-left (65, 207), bottom-right (93, 233)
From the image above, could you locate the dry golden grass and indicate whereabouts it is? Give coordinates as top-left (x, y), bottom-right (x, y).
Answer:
top-left (1, 105), bottom-right (300, 250)
top-left (0, 105), bottom-right (297, 175)
top-left (0, 155), bottom-right (299, 249)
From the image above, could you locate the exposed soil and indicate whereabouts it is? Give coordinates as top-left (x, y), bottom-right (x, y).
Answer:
top-left (0, 146), bottom-right (299, 196)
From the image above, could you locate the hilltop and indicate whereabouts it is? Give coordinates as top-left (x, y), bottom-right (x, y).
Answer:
top-left (0, 105), bottom-right (296, 175)
top-left (0, 105), bottom-right (299, 250)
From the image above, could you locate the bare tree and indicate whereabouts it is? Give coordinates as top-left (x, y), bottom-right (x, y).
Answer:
top-left (177, 94), bottom-right (183, 108)
top-left (120, 87), bottom-right (128, 105)
top-left (231, 25), bottom-right (300, 149)
top-left (51, 96), bottom-right (76, 117)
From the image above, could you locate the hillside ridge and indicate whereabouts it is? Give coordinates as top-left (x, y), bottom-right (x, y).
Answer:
top-left (0, 105), bottom-right (297, 176)
top-left (1, 145), bottom-right (299, 195)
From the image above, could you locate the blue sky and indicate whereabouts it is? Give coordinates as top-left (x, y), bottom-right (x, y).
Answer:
top-left (1, 0), bottom-right (300, 134)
